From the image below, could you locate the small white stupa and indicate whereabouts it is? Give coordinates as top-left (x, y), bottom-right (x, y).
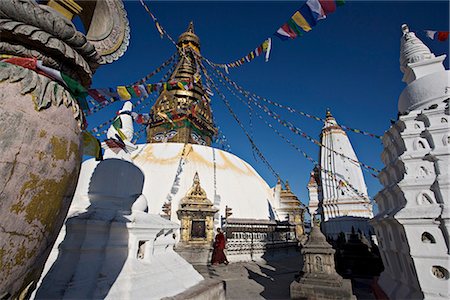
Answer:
top-left (33, 102), bottom-right (205, 299)
top-left (371, 24), bottom-right (450, 299)
top-left (307, 110), bottom-right (373, 238)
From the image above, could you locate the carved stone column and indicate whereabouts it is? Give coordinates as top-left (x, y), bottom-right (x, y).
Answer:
top-left (0, 0), bottom-right (129, 298)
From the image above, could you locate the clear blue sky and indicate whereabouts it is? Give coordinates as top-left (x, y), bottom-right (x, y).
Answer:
top-left (87, 0), bottom-right (449, 209)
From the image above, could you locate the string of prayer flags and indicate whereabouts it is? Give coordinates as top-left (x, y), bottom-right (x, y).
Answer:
top-left (275, 0), bottom-right (344, 42)
top-left (424, 30), bottom-right (449, 42)
top-left (213, 38), bottom-right (273, 71)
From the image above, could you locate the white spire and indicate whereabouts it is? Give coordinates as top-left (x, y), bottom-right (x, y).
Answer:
top-left (318, 110), bottom-right (372, 221)
top-left (400, 24), bottom-right (435, 76)
top-left (397, 24), bottom-right (448, 113)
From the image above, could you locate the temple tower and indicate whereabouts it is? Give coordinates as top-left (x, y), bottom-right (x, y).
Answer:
top-left (146, 22), bottom-right (217, 146)
top-left (308, 110), bottom-right (373, 238)
top-left (371, 25), bottom-right (450, 299)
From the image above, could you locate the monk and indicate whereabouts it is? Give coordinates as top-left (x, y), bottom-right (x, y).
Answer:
top-left (211, 228), bottom-right (229, 265)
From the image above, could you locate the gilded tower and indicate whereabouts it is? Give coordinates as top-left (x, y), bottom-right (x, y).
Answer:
top-left (146, 22), bottom-right (217, 145)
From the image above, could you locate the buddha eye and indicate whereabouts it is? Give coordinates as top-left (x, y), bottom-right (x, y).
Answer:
top-left (166, 130), bottom-right (178, 139)
top-left (153, 133), bottom-right (164, 141)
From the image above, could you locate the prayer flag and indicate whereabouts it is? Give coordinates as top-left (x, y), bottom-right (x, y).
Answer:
top-left (99, 88), bottom-right (120, 101)
top-left (318, 0), bottom-right (336, 15)
top-left (82, 131), bottom-right (102, 160)
top-left (425, 30), bottom-right (449, 41)
top-left (61, 73), bottom-right (89, 110)
top-left (155, 21), bottom-right (164, 38)
top-left (132, 85), bottom-right (142, 97)
top-left (299, 4), bottom-right (317, 27)
top-left (287, 19), bottom-right (303, 36)
top-left (262, 38), bottom-right (272, 62)
top-left (126, 86), bottom-right (138, 98)
top-left (146, 84), bottom-right (153, 93)
top-left (306, 0), bottom-right (326, 21)
top-left (275, 24), bottom-right (297, 40)
top-left (36, 60), bottom-right (63, 82)
top-left (437, 31), bottom-right (449, 41)
top-left (292, 11), bottom-right (312, 32)
top-left (425, 30), bottom-right (437, 39)
top-left (117, 86), bottom-right (131, 100)
top-left (88, 89), bottom-right (107, 103)
top-left (137, 84), bottom-right (149, 98)
top-left (336, 0), bottom-right (345, 7)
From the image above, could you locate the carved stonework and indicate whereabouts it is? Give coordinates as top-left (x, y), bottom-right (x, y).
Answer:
top-left (0, 0), bottom-right (130, 297)
top-left (177, 172), bottom-right (218, 246)
top-left (291, 223), bottom-right (356, 300)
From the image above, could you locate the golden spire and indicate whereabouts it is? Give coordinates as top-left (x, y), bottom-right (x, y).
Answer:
top-left (147, 22), bottom-right (217, 146)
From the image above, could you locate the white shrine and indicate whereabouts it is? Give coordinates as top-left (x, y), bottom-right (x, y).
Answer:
top-left (371, 24), bottom-right (450, 299)
top-left (307, 110), bottom-right (373, 238)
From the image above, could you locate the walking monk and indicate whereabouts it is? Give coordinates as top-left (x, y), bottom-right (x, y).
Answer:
top-left (211, 228), bottom-right (229, 265)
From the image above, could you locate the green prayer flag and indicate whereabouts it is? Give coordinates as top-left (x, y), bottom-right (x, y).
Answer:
top-left (287, 19), bottom-right (303, 36)
top-left (61, 72), bottom-right (89, 110)
top-left (336, 0), bottom-right (345, 7)
top-left (126, 86), bottom-right (138, 98)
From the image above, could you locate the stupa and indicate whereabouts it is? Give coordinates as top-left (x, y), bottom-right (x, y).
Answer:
top-left (371, 24), bottom-right (450, 300)
top-left (307, 110), bottom-right (373, 238)
top-left (35, 24), bottom-right (305, 298)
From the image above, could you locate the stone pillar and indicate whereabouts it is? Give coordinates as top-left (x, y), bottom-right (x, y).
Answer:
top-left (0, 0), bottom-right (130, 297)
top-left (290, 222), bottom-right (356, 300)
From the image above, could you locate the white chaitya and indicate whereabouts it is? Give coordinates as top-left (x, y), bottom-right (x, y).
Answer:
top-left (371, 24), bottom-right (450, 299)
top-left (308, 110), bottom-right (373, 237)
top-left (33, 102), bottom-right (204, 299)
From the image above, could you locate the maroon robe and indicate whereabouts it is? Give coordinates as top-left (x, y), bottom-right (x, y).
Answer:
top-left (211, 232), bottom-right (228, 265)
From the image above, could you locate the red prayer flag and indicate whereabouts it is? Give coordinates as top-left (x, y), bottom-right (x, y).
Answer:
top-left (437, 31), bottom-right (449, 42)
top-left (88, 89), bottom-right (107, 103)
top-left (282, 23), bottom-right (298, 39)
top-left (132, 85), bottom-right (142, 97)
top-left (318, 0), bottom-right (336, 15)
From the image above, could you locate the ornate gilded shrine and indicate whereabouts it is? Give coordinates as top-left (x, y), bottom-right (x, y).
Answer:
top-left (278, 181), bottom-right (306, 239)
top-left (177, 172), bottom-right (218, 246)
top-left (147, 22), bottom-right (217, 146)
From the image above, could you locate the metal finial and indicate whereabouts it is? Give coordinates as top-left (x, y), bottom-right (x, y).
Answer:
top-left (187, 21), bottom-right (195, 33)
top-left (401, 24), bottom-right (409, 35)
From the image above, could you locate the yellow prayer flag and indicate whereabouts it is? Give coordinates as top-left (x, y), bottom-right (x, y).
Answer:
top-left (117, 86), bottom-right (131, 100)
top-left (292, 11), bottom-right (311, 32)
top-left (177, 82), bottom-right (184, 89)
top-left (82, 131), bottom-right (102, 160)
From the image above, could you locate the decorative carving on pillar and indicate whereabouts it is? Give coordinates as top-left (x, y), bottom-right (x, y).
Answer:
top-left (0, 0), bottom-right (130, 298)
top-left (177, 172), bottom-right (218, 246)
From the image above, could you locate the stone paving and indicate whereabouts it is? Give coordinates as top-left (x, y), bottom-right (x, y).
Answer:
top-left (194, 252), bottom-right (375, 300)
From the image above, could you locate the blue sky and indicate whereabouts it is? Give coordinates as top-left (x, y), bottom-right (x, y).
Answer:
top-left (87, 0), bottom-right (449, 209)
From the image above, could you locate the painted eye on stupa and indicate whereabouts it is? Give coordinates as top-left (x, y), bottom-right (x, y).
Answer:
top-left (166, 130), bottom-right (178, 140)
top-left (153, 133), bottom-right (165, 141)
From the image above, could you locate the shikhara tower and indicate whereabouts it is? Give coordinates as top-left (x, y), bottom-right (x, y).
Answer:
top-left (147, 22), bottom-right (217, 146)
top-left (371, 25), bottom-right (450, 300)
top-left (308, 110), bottom-right (373, 237)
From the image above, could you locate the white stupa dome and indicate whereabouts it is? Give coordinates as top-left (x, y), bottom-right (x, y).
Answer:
top-left (74, 143), bottom-right (278, 224)
top-left (132, 143), bottom-right (277, 221)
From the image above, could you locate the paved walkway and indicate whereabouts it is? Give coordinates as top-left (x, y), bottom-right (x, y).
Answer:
top-left (194, 252), bottom-right (375, 300)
